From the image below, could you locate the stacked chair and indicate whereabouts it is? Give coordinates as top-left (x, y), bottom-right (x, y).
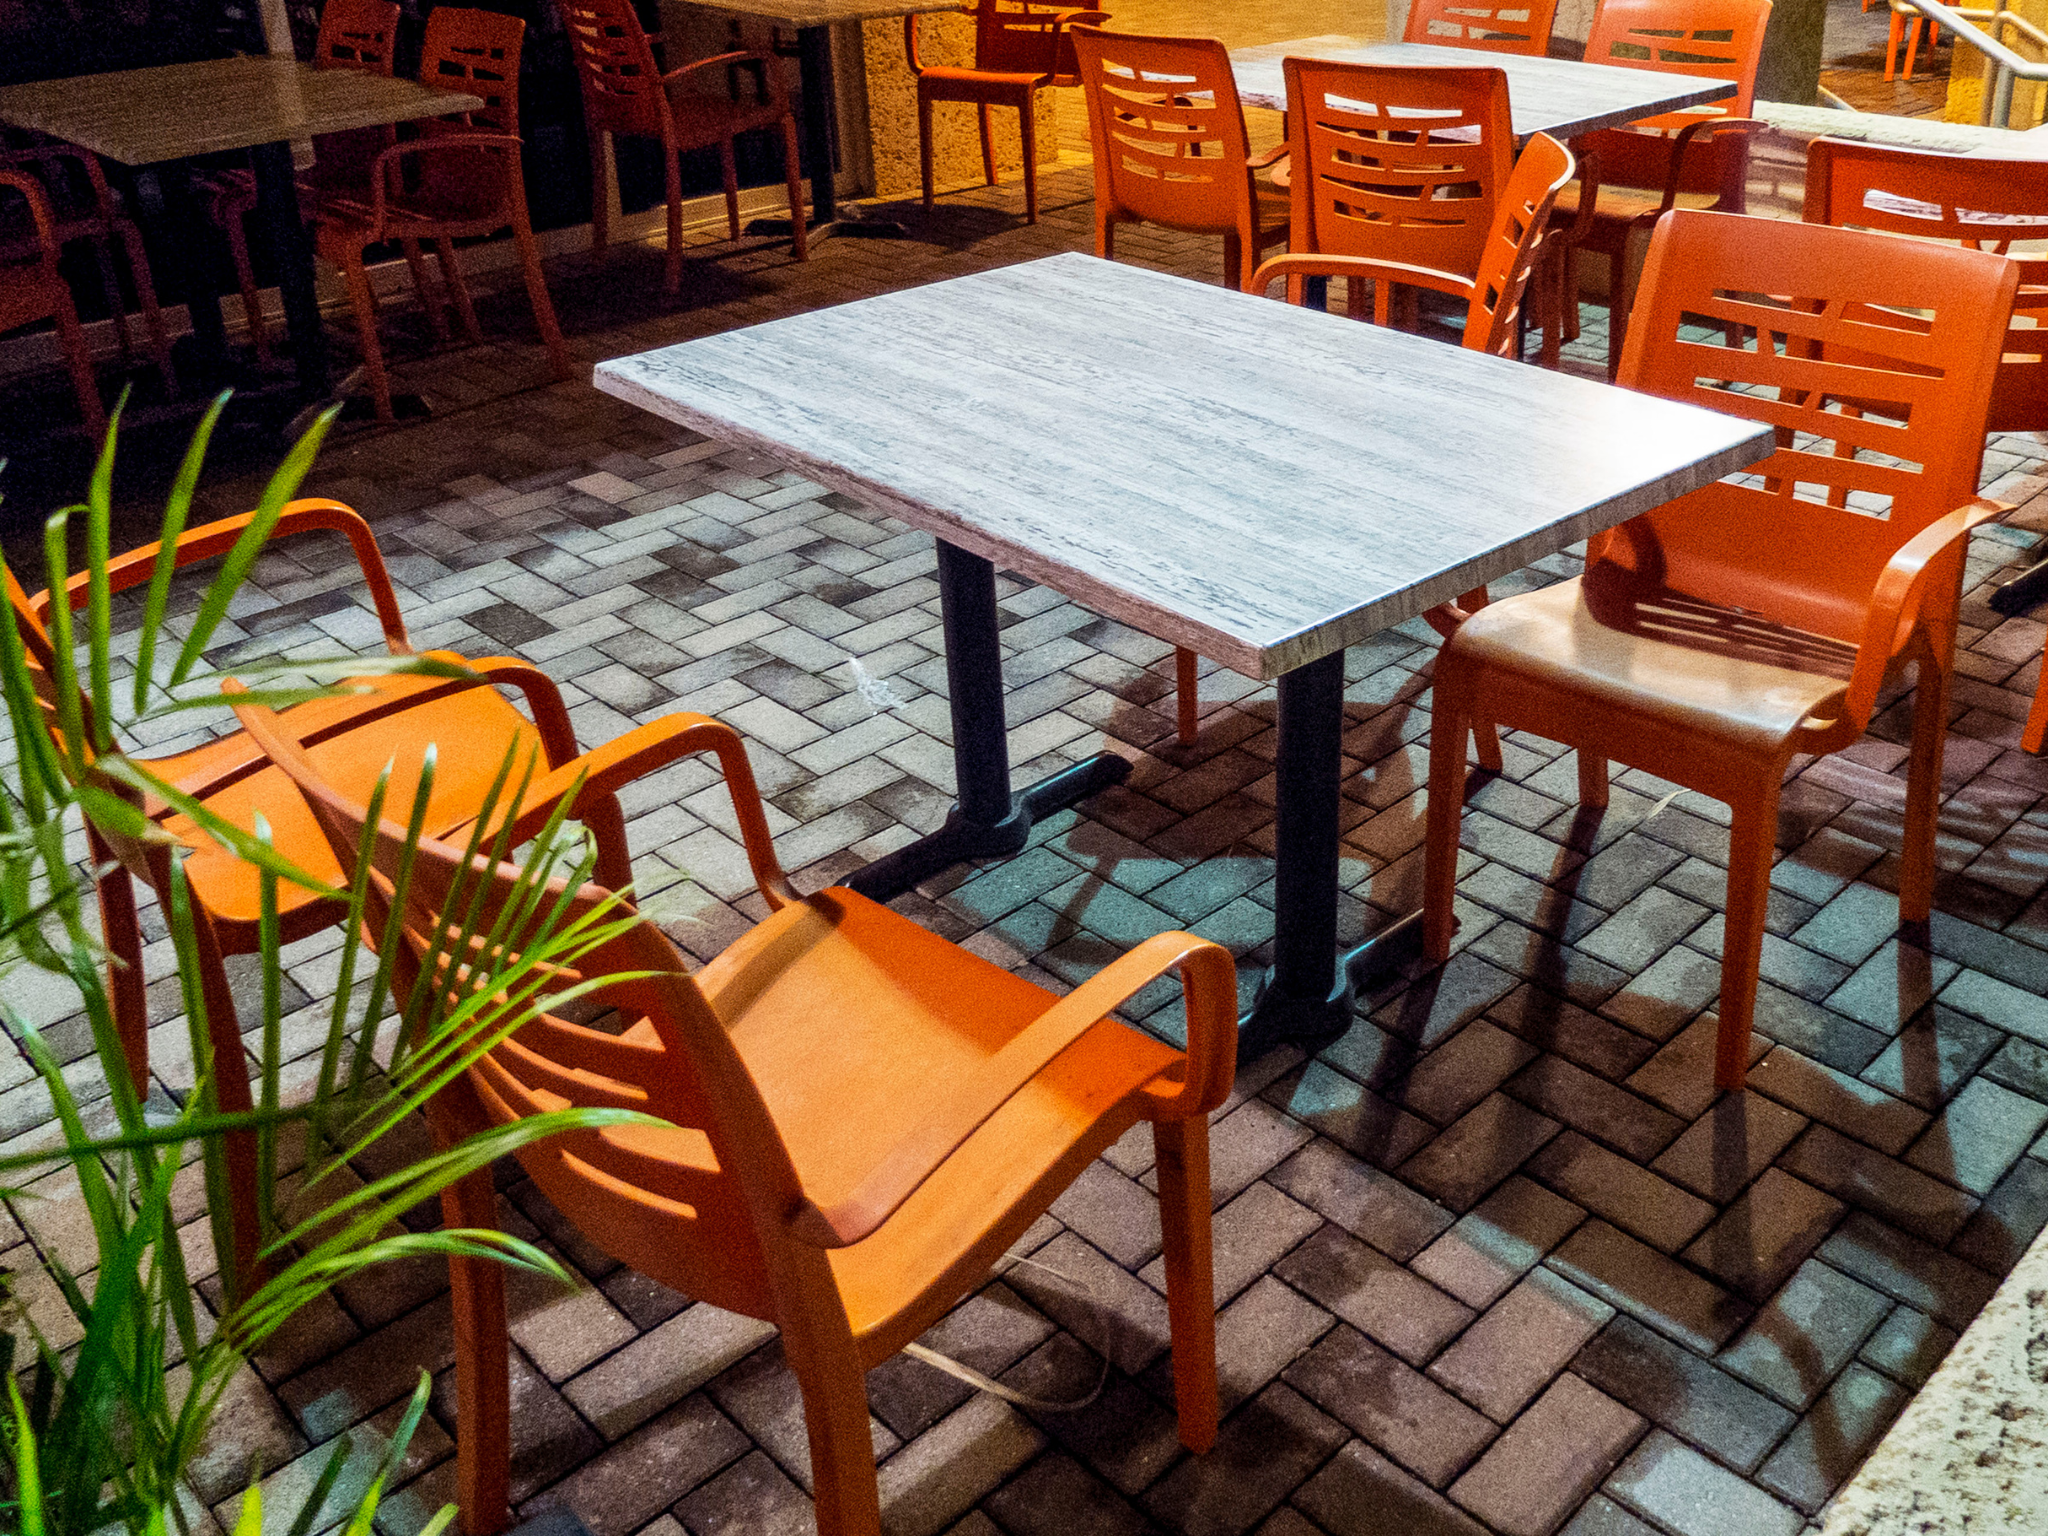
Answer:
top-left (0, 169), bottom-right (105, 432)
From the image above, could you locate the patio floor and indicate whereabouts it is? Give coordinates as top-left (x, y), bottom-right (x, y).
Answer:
top-left (7, 34), bottom-right (2048, 1536)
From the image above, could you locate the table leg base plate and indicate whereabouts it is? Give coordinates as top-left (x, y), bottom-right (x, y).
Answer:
top-left (1990, 554), bottom-right (2048, 617)
top-left (844, 751), bottom-right (1130, 901)
top-left (744, 214), bottom-right (906, 242)
top-left (1235, 910), bottom-right (1430, 1065)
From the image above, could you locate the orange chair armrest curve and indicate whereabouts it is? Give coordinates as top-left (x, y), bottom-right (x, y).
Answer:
top-left (785, 931), bottom-right (1237, 1248)
top-left (1654, 116), bottom-right (1765, 216)
top-left (1840, 497), bottom-right (2006, 725)
top-left (661, 47), bottom-right (774, 84)
top-left (472, 712), bottom-right (796, 909)
top-left (1250, 252), bottom-right (1478, 311)
top-left (1248, 144), bottom-right (1289, 171)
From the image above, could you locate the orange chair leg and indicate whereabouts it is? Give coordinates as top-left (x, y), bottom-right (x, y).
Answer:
top-left (1153, 1113), bottom-right (1218, 1454)
top-left (439, 239), bottom-right (483, 345)
top-left (1097, 204), bottom-right (1116, 261)
top-left (511, 207), bottom-right (573, 383)
top-left (401, 238), bottom-right (449, 343)
top-left (663, 140), bottom-right (685, 296)
top-left (1472, 718), bottom-right (1504, 772)
top-left (1424, 672), bottom-right (1470, 963)
top-left (920, 93), bottom-right (937, 209)
top-left (1886, 10), bottom-right (1905, 79)
top-left (978, 102), bottom-right (997, 186)
top-left (2023, 651), bottom-right (2048, 754)
top-left (222, 196), bottom-right (273, 366)
top-left (1562, 243), bottom-right (1582, 343)
top-left (1899, 653), bottom-right (1952, 923)
top-left (1020, 98), bottom-right (1038, 224)
top-left (118, 219), bottom-right (177, 387)
top-left (50, 284), bottom-right (104, 436)
top-left (1222, 229), bottom-right (1244, 291)
top-left (1716, 783), bottom-right (1777, 1090)
top-left (720, 138), bottom-right (742, 243)
top-left (338, 248), bottom-right (395, 423)
top-left (589, 131), bottom-right (612, 257)
top-left (789, 1347), bottom-right (885, 1536)
top-left (190, 911), bottom-right (264, 1304)
top-left (781, 113), bottom-right (809, 260)
top-left (444, 1167), bottom-right (513, 1536)
top-left (1176, 647), bottom-right (1199, 745)
top-left (91, 235), bottom-right (136, 363)
top-left (1577, 749), bottom-right (1609, 808)
top-left (1903, 15), bottom-right (1924, 78)
top-left (89, 837), bottom-right (149, 1096)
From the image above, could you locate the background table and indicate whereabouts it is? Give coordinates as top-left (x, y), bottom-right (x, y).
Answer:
top-left (1229, 37), bottom-right (1736, 142)
top-left (0, 56), bottom-right (482, 404)
top-left (596, 252), bottom-right (1770, 1056)
top-left (682, 0), bottom-right (962, 240)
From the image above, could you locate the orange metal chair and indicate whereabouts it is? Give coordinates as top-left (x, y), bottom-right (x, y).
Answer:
top-left (1423, 209), bottom-right (2017, 1091)
top-left (1886, 0), bottom-right (1951, 80)
top-left (209, 0), bottom-right (401, 365)
top-left (312, 7), bottom-right (571, 422)
top-left (1801, 138), bottom-right (2048, 754)
top-left (7, 500), bottom-right (636, 1300)
top-left (0, 169), bottom-right (105, 433)
top-left (1552, 0), bottom-right (1771, 378)
top-left (905, 0), bottom-right (1109, 224)
top-left (557, 0), bottom-right (807, 293)
top-left (1403, 0), bottom-right (1560, 53)
top-left (231, 684), bottom-right (1238, 1536)
top-left (0, 136), bottom-right (175, 391)
top-left (1068, 26), bottom-right (1290, 291)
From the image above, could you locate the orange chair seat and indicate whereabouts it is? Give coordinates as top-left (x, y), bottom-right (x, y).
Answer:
top-left (695, 887), bottom-right (1180, 1344)
top-left (1450, 575), bottom-right (1859, 758)
top-left (918, 64), bottom-right (1048, 92)
top-left (166, 683), bottom-right (546, 929)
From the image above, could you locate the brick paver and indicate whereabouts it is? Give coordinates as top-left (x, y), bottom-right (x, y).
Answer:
top-left (6, 43), bottom-right (2048, 1536)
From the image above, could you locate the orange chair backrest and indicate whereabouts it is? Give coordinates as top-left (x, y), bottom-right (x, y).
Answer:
top-left (1282, 59), bottom-right (1513, 277)
top-left (1403, 0), bottom-right (1559, 55)
top-left (556, 0), bottom-right (668, 139)
top-left (1579, 0), bottom-right (1769, 196)
top-left (419, 6), bottom-right (525, 135)
top-left (230, 688), bottom-right (819, 1322)
top-left (315, 0), bottom-right (401, 74)
top-left (1603, 209), bottom-right (2016, 645)
top-left (1462, 130), bottom-right (1574, 355)
top-left (1804, 137), bottom-right (2048, 436)
top-left (1068, 28), bottom-right (1255, 234)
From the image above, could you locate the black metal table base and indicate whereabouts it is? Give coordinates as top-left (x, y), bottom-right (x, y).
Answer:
top-left (743, 211), bottom-right (907, 243)
top-left (1991, 554), bottom-right (2048, 617)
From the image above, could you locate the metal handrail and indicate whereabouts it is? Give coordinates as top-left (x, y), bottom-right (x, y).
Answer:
top-left (1891, 0), bottom-right (2048, 126)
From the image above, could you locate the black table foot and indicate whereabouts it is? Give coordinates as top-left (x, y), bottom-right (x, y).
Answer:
top-left (1234, 910), bottom-right (1430, 1065)
top-left (744, 211), bottom-right (906, 242)
top-left (1991, 554), bottom-right (2048, 617)
top-left (845, 750), bottom-right (1129, 901)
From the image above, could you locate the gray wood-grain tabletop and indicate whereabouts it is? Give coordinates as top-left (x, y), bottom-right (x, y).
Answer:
top-left (0, 57), bottom-right (482, 166)
top-left (596, 253), bottom-right (1771, 680)
top-left (1230, 37), bottom-right (1736, 142)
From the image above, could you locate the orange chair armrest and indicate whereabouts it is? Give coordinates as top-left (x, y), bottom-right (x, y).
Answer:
top-left (0, 169), bottom-right (61, 259)
top-left (786, 931), bottom-right (1237, 1248)
top-left (1651, 116), bottom-right (1765, 217)
top-left (1841, 497), bottom-right (2007, 725)
top-left (1248, 144), bottom-right (1289, 171)
top-left (44, 499), bottom-right (410, 653)
top-left (485, 712), bottom-right (796, 910)
top-left (1249, 251), bottom-right (1477, 310)
top-left (661, 48), bottom-right (770, 83)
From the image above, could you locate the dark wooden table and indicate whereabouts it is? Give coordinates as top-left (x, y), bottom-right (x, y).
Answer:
top-left (595, 252), bottom-right (1772, 1059)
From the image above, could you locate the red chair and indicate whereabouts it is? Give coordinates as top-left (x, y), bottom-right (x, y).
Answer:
top-left (312, 7), bottom-right (572, 421)
top-left (905, 0), bottom-right (1108, 224)
top-left (0, 169), bottom-right (105, 433)
top-left (1551, 0), bottom-right (1771, 378)
top-left (1403, 0), bottom-right (1560, 54)
top-left (557, 0), bottom-right (807, 294)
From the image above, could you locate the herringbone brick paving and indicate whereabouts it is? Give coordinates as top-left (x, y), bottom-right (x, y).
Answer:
top-left (7, 130), bottom-right (2048, 1536)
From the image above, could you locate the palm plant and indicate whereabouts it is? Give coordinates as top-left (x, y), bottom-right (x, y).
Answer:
top-left (0, 399), bottom-right (651, 1535)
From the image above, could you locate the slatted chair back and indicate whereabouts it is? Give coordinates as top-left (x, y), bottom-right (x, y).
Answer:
top-left (1804, 137), bottom-right (2048, 435)
top-left (315, 0), bottom-right (401, 73)
top-left (420, 5), bottom-right (525, 135)
top-left (1606, 209), bottom-right (2016, 646)
top-left (1462, 129), bottom-right (1572, 354)
top-left (1282, 58), bottom-right (1513, 278)
top-left (556, 0), bottom-right (668, 140)
top-left (1403, 0), bottom-right (1559, 55)
top-left (1069, 28), bottom-right (1258, 236)
top-left (975, 0), bottom-right (1070, 74)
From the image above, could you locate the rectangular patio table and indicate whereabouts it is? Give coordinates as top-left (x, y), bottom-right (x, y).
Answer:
top-left (595, 252), bottom-right (1771, 1059)
top-left (0, 56), bottom-right (483, 404)
top-left (1228, 36), bottom-right (1736, 142)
